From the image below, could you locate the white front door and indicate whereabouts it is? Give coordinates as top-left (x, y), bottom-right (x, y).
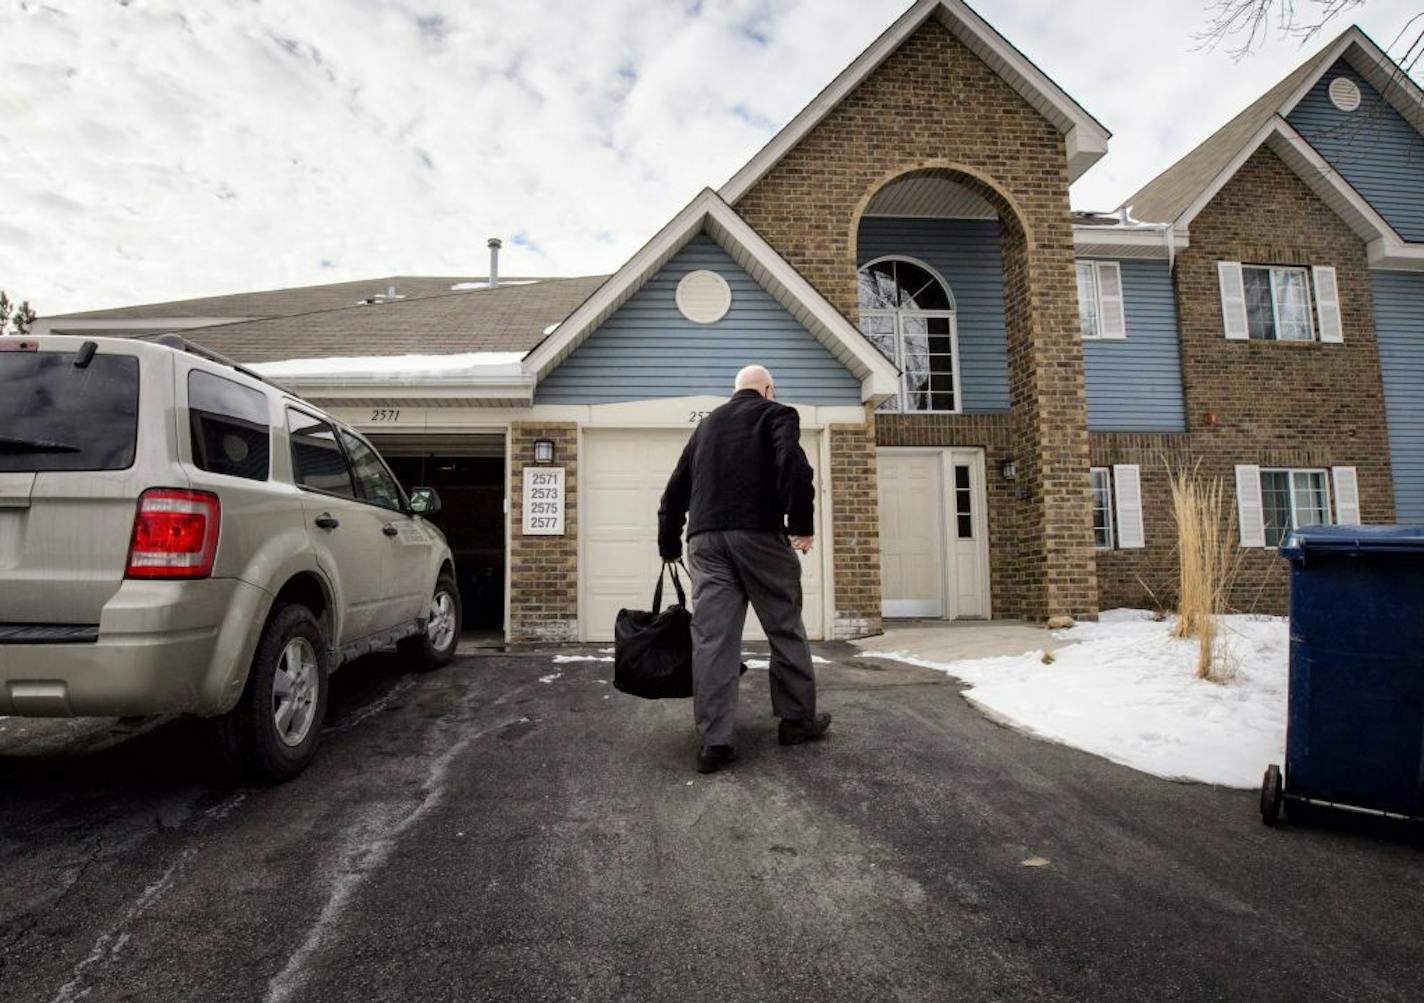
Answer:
top-left (581, 427), bottom-right (825, 642)
top-left (877, 448), bottom-right (989, 620)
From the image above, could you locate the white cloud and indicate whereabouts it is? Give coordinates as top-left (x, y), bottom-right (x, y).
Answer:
top-left (2, 0), bottom-right (1419, 315)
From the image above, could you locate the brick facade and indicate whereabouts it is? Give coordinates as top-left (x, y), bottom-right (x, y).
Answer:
top-left (508, 423), bottom-right (579, 643)
top-left (1093, 146), bottom-right (1396, 612)
top-left (734, 18), bottom-right (1098, 622)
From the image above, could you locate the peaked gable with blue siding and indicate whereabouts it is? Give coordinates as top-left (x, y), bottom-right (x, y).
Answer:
top-left (535, 234), bottom-right (862, 405)
top-left (1080, 259), bottom-right (1187, 433)
top-left (1288, 59), bottom-right (1424, 243)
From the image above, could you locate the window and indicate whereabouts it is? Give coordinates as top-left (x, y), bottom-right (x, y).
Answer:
top-left (857, 257), bottom-right (958, 413)
top-left (1220, 262), bottom-right (1342, 343)
top-left (1088, 465), bottom-right (1143, 549)
top-left (0, 349), bottom-right (139, 473)
top-left (338, 428), bottom-right (405, 512)
top-left (1075, 261), bottom-right (1125, 339)
top-left (287, 409), bottom-right (355, 497)
top-left (188, 370), bottom-right (269, 481)
top-left (1260, 469), bottom-right (1331, 547)
top-left (954, 464), bottom-right (973, 539)
top-left (1090, 467), bottom-right (1115, 549)
top-left (1242, 266), bottom-right (1314, 341)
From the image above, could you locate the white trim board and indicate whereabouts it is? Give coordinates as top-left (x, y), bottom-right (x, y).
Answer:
top-left (718, 0), bottom-right (1109, 200)
top-left (1072, 224), bottom-right (1188, 261)
top-left (522, 188), bottom-right (901, 404)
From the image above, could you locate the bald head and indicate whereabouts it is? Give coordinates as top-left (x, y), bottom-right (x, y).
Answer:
top-left (734, 365), bottom-right (775, 399)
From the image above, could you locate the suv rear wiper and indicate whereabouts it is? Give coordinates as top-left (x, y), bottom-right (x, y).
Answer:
top-left (0, 435), bottom-right (82, 454)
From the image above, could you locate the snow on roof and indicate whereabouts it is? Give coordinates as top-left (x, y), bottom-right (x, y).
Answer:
top-left (250, 351), bottom-right (527, 382)
top-left (448, 279), bottom-right (542, 291)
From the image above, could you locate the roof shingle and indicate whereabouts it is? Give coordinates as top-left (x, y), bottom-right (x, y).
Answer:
top-left (126, 276), bottom-right (609, 364)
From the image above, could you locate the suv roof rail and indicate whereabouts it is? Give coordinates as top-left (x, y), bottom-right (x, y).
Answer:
top-left (146, 333), bottom-right (279, 387)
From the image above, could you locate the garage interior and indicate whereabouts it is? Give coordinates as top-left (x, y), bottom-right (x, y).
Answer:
top-left (375, 434), bottom-right (506, 644)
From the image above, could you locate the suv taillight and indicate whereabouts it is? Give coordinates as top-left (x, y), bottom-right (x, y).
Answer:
top-left (125, 489), bottom-right (221, 579)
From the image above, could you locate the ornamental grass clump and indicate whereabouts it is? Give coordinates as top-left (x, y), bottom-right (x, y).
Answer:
top-left (1168, 464), bottom-right (1239, 682)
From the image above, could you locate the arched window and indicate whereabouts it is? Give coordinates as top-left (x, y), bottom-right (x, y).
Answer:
top-left (857, 257), bottom-right (959, 413)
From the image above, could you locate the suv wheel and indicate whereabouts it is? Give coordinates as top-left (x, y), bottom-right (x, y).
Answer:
top-left (398, 572), bottom-right (461, 671)
top-left (212, 602), bottom-right (330, 782)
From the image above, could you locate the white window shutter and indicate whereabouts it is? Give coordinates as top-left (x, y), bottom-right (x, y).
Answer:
top-left (1096, 262), bottom-right (1127, 339)
top-left (1219, 261), bottom-right (1249, 340)
top-left (1235, 465), bottom-right (1265, 547)
top-left (1313, 265), bottom-right (1344, 343)
top-left (1112, 464), bottom-right (1145, 548)
top-left (1332, 466), bottom-right (1361, 524)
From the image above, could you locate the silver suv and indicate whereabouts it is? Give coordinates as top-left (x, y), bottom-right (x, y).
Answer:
top-left (0, 334), bottom-right (460, 780)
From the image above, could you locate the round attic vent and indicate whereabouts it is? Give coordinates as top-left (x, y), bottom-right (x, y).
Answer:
top-left (675, 269), bottom-right (732, 324)
top-left (1328, 76), bottom-right (1361, 112)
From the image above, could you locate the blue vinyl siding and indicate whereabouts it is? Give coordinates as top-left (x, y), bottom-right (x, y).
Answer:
top-left (1372, 270), bottom-right (1424, 521)
top-left (535, 235), bottom-right (861, 405)
top-left (856, 216), bottom-right (1010, 413)
top-left (1080, 259), bottom-right (1187, 433)
top-left (1288, 59), bottom-right (1424, 243)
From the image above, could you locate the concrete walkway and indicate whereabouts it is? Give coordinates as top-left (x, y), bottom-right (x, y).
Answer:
top-left (852, 618), bottom-right (1068, 663)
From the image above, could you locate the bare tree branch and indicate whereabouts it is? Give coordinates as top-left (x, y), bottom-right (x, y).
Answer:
top-left (1197, 0), bottom-right (1369, 59)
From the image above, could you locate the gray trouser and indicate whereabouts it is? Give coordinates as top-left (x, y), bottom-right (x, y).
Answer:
top-left (686, 529), bottom-right (816, 746)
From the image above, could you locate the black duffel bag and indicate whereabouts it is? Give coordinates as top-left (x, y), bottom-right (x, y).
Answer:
top-left (613, 562), bottom-right (694, 699)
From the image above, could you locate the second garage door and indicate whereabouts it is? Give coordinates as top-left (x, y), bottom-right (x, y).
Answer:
top-left (581, 427), bottom-right (825, 642)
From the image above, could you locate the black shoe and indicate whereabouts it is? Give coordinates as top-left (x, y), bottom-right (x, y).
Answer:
top-left (697, 744), bottom-right (737, 774)
top-left (778, 713), bottom-right (832, 746)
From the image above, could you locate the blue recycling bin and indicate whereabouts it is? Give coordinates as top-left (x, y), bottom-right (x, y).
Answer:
top-left (1261, 525), bottom-right (1424, 825)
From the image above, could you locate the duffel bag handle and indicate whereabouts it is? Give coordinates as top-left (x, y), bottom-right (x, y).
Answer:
top-left (651, 560), bottom-right (688, 613)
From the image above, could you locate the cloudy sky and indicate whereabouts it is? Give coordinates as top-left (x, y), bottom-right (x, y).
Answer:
top-left (3, 0), bottom-right (1419, 315)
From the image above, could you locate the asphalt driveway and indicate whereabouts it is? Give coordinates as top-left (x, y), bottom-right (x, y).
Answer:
top-left (1, 645), bottom-right (1421, 1002)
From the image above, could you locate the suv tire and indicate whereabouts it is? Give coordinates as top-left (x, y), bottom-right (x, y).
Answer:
top-left (212, 602), bottom-right (330, 782)
top-left (398, 572), bottom-right (461, 671)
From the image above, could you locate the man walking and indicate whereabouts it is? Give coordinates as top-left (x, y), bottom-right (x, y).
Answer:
top-left (658, 364), bottom-right (832, 773)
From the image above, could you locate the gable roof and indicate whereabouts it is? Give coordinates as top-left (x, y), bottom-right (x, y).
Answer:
top-left (720, 0), bottom-right (1110, 202)
top-left (1184, 117), bottom-right (1398, 242)
top-left (523, 189), bottom-right (901, 403)
top-left (1125, 26), bottom-right (1424, 227)
top-left (81, 276), bottom-right (607, 365)
top-left (46, 274), bottom-right (549, 322)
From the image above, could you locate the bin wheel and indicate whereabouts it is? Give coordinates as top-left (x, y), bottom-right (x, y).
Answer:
top-left (1260, 764), bottom-right (1284, 826)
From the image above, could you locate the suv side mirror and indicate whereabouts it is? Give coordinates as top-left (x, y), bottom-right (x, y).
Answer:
top-left (408, 486), bottom-right (441, 516)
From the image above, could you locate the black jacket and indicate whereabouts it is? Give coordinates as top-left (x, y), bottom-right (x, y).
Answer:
top-left (657, 389), bottom-right (815, 559)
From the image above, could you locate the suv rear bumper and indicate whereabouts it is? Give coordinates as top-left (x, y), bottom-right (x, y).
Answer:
top-left (0, 578), bottom-right (271, 718)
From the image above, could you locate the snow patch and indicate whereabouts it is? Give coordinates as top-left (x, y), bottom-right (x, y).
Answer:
top-left (861, 611), bottom-right (1288, 789)
top-left (450, 279), bottom-right (541, 290)
top-left (551, 654), bottom-right (613, 664)
top-left (538, 672), bottom-right (563, 684)
top-left (741, 654), bottom-right (831, 669)
top-left (250, 351), bottom-right (526, 381)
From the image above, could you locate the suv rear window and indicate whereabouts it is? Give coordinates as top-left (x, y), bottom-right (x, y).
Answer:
top-left (0, 349), bottom-right (140, 472)
top-left (189, 370), bottom-right (270, 481)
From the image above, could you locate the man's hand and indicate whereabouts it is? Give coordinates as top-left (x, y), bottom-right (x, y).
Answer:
top-left (789, 535), bottom-right (814, 554)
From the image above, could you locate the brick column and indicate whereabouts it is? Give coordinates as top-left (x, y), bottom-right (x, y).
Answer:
top-left (509, 423), bottom-right (578, 643)
top-left (829, 410), bottom-right (883, 638)
top-left (1001, 218), bottom-right (1099, 621)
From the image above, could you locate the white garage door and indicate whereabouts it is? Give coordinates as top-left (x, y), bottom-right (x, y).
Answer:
top-left (581, 428), bottom-right (825, 642)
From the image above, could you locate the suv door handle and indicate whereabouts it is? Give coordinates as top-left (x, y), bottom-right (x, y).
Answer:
top-left (314, 513), bottom-right (340, 530)
top-left (382, 524), bottom-right (398, 537)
